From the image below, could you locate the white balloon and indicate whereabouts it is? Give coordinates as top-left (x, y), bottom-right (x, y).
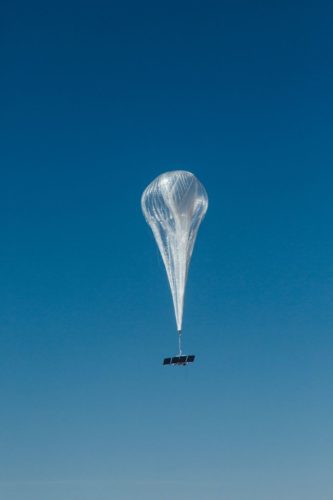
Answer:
top-left (141, 171), bottom-right (208, 332)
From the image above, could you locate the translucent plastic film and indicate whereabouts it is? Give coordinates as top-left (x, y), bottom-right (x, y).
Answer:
top-left (141, 171), bottom-right (208, 332)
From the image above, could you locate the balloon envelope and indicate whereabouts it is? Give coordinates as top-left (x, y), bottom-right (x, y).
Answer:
top-left (141, 171), bottom-right (208, 332)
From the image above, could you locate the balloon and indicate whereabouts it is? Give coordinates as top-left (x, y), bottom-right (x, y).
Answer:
top-left (141, 171), bottom-right (208, 333)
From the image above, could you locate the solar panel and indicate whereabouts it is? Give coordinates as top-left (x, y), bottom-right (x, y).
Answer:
top-left (163, 354), bottom-right (196, 365)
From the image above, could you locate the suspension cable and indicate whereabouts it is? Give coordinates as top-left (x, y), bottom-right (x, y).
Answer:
top-left (178, 330), bottom-right (182, 356)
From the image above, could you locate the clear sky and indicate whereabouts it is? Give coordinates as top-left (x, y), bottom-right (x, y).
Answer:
top-left (1, 1), bottom-right (333, 499)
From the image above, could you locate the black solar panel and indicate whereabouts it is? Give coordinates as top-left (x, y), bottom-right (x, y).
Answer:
top-left (163, 354), bottom-right (196, 365)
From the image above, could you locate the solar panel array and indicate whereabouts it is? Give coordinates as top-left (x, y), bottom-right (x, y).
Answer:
top-left (163, 355), bottom-right (195, 365)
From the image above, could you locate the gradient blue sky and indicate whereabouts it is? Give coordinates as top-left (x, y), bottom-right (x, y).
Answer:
top-left (1, 1), bottom-right (333, 499)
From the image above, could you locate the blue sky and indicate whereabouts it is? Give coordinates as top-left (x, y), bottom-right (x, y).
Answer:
top-left (1, 1), bottom-right (333, 499)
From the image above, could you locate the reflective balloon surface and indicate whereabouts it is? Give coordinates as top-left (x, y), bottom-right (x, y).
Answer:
top-left (141, 171), bottom-right (208, 332)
